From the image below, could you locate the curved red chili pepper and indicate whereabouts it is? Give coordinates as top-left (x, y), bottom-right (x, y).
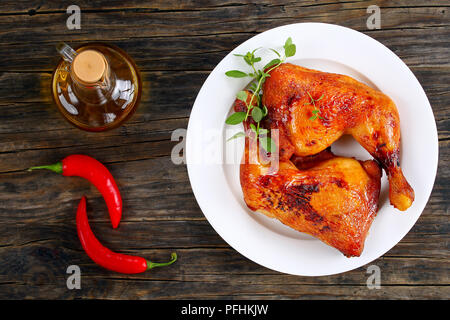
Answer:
top-left (76, 196), bottom-right (177, 274)
top-left (29, 154), bottom-right (122, 229)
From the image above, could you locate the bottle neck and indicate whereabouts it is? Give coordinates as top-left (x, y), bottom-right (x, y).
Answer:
top-left (69, 51), bottom-right (115, 105)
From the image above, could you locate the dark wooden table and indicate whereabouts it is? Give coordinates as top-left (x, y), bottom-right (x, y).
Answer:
top-left (0, 1), bottom-right (448, 299)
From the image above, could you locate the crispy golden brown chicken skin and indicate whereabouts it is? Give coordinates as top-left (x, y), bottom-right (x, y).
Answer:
top-left (262, 63), bottom-right (414, 211)
top-left (240, 133), bottom-right (381, 257)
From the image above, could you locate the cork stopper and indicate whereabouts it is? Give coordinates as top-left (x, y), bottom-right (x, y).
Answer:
top-left (72, 50), bottom-right (106, 83)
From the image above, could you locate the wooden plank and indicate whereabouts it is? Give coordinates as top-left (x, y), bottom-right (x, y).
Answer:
top-left (0, 71), bottom-right (206, 119)
top-left (0, 242), bottom-right (448, 299)
top-left (0, 157), bottom-right (202, 221)
top-left (0, 240), bottom-right (448, 284)
top-left (0, 281), bottom-right (447, 299)
top-left (0, 24), bottom-right (449, 73)
top-left (1, 0), bottom-right (449, 14)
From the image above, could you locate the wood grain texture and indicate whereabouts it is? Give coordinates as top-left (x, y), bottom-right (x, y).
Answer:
top-left (0, 0), bottom-right (448, 299)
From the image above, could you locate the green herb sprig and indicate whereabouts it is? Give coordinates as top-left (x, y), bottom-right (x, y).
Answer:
top-left (225, 38), bottom-right (296, 153)
top-left (305, 91), bottom-right (324, 121)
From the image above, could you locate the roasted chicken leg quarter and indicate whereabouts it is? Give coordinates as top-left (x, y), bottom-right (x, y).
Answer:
top-left (262, 63), bottom-right (414, 211)
top-left (240, 133), bottom-right (382, 257)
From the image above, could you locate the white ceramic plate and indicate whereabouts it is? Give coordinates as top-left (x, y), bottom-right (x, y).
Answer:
top-left (186, 23), bottom-right (438, 276)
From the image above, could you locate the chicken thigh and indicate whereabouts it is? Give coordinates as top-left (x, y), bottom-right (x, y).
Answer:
top-left (240, 132), bottom-right (381, 257)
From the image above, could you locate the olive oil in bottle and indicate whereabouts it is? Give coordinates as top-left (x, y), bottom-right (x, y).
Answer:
top-left (52, 42), bottom-right (141, 131)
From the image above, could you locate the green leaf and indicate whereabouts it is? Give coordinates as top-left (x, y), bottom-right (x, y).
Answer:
top-left (258, 72), bottom-right (269, 83)
top-left (250, 123), bottom-right (257, 133)
top-left (233, 54), bottom-right (245, 57)
top-left (250, 82), bottom-right (258, 92)
top-left (227, 131), bottom-right (246, 141)
top-left (251, 107), bottom-right (263, 122)
top-left (225, 112), bottom-right (246, 125)
top-left (285, 37), bottom-right (293, 47)
top-left (283, 38), bottom-right (296, 57)
top-left (312, 109), bottom-right (319, 114)
top-left (236, 90), bottom-right (248, 102)
top-left (264, 58), bottom-right (281, 70)
top-left (284, 44), bottom-right (296, 57)
top-left (260, 136), bottom-right (276, 153)
top-left (309, 115), bottom-right (317, 121)
top-left (270, 48), bottom-right (281, 57)
top-left (225, 70), bottom-right (248, 78)
top-left (262, 105), bottom-right (268, 116)
top-left (244, 54), bottom-right (253, 66)
top-left (252, 57), bottom-right (262, 63)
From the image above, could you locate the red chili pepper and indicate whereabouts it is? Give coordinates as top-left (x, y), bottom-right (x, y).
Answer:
top-left (29, 154), bottom-right (122, 229)
top-left (76, 196), bottom-right (177, 273)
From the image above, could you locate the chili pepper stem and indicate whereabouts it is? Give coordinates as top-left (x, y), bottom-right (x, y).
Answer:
top-left (146, 252), bottom-right (177, 270)
top-left (28, 162), bottom-right (63, 174)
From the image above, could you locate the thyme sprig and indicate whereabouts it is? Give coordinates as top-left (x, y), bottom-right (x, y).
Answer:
top-left (225, 37), bottom-right (296, 153)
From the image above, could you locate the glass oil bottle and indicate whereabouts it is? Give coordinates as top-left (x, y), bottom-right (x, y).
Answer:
top-left (52, 42), bottom-right (142, 131)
